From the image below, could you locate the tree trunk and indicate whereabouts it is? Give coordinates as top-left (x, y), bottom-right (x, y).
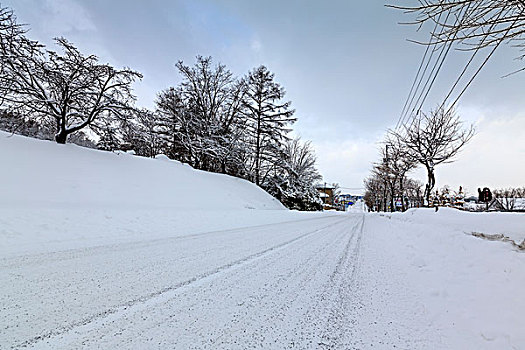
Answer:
top-left (400, 177), bottom-right (406, 211)
top-left (390, 185), bottom-right (395, 212)
top-left (382, 183), bottom-right (387, 212)
top-left (55, 130), bottom-right (68, 144)
top-left (55, 117), bottom-right (68, 144)
top-left (424, 166), bottom-right (436, 206)
top-left (255, 108), bottom-right (261, 186)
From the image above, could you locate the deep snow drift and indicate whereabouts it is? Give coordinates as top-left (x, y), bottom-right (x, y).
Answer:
top-left (0, 131), bottom-right (325, 257)
top-left (390, 207), bottom-right (525, 243)
top-left (0, 131), bottom-right (283, 211)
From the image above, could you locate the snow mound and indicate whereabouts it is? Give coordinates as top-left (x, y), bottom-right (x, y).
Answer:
top-left (388, 207), bottom-right (525, 243)
top-left (0, 131), bottom-right (305, 256)
top-left (0, 131), bottom-right (284, 211)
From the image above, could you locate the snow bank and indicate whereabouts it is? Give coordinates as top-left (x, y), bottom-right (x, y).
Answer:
top-left (0, 132), bottom-right (330, 257)
top-left (0, 131), bottom-right (284, 211)
top-left (388, 207), bottom-right (525, 243)
top-left (366, 209), bottom-right (525, 348)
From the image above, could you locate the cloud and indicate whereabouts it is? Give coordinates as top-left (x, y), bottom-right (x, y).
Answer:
top-left (408, 109), bottom-right (525, 195)
top-left (41, 0), bottom-right (95, 35)
top-left (311, 136), bottom-right (382, 190)
top-left (250, 39), bottom-right (262, 52)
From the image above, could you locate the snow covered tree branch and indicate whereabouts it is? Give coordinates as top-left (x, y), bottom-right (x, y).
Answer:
top-left (1, 11), bottom-right (142, 144)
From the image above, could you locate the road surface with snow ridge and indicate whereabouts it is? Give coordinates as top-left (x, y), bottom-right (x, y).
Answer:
top-left (3, 204), bottom-right (524, 349)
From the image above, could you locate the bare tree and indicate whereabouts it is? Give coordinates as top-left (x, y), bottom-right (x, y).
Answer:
top-left (156, 56), bottom-right (250, 174)
top-left (0, 6), bottom-right (14, 102)
top-left (370, 136), bottom-right (416, 212)
top-left (155, 87), bottom-right (193, 162)
top-left (390, 1), bottom-right (525, 128)
top-left (383, 135), bottom-right (417, 211)
top-left (393, 107), bottom-right (474, 205)
top-left (364, 173), bottom-right (389, 212)
top-left (216, 78), bottom-right (250, 176)
top-left (0, 5), bottom-right (41, 108)
top-left (363, 175), bottom-right (381, 211)
top-left (493, 187), bottom-right (524, 211)
top-left (364, 170), bottom-right (423, 212)
top-left (118, 108), bottom-right (163, 158)
top-left (1, 34), bottom-right (141, 143)
top-left (392, 1), bottom-right (525, 61)
top-left (404, 178), bottom-right (424, 208)
top-left (177, 56), bottom-right (235, 172)
top-left (371, 163), bottom-right (393, 212)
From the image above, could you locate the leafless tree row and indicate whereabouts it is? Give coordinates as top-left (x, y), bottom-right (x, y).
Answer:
top-left (493, 187), bottom-right (525, 211)
top-left (364, 106), bottom-right (474, 211)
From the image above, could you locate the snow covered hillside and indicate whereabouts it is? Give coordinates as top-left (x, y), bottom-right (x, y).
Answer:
top-left (0, 131), bottom-right (324, 257)
top-left (0, 131), bottom-right (284, 211)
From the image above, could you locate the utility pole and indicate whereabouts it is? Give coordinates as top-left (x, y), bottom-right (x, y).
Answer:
top-left (324, 182), bottom-right (327, 206)
top-left (383, 145), bottom-right (390, 212)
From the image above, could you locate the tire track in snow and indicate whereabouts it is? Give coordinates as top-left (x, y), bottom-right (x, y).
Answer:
top-left (197, 217), bottom-right (356, 349)
top-left (316, 213), bottom-right (365, 349)
top-left (14, 217), bottom-right (348, 349)
top-left (1, 215), bottom-right (342, 269)
top-left (33, 216), bottom-right (359, 349)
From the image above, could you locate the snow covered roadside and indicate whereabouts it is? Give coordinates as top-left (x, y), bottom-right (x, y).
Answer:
top-left (361, 209), bottom-right (525, 349)
top-left (0, 131), bottom-right (338, 348)
top-left (0, 131), bottom-right (329, 257)
top-left (387, 207), bottom-right (525, 244)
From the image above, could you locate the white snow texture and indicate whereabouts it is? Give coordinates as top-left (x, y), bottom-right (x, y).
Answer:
top-left (1, 131), bottom-right (524, 349)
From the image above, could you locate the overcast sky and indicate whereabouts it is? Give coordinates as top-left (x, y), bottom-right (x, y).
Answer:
top-left (5, 0), bottom-right (524, 195)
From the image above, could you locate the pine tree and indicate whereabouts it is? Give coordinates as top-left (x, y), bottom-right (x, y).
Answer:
top-left (242, 65), bottom-right (296, 187)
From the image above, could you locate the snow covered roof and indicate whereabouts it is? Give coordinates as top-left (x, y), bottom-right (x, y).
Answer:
top-left (315, 184), bottom-right (336, 190)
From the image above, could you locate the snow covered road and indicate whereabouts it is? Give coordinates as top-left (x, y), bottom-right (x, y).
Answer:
top-left (3, 214), bottom-right (367, 349)
top-left (2, 210), bottom-right (524, 349)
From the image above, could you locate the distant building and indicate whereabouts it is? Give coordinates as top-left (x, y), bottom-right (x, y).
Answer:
top-left (336, 193), bottom-right (363, 210)
top-left (315, 183), bottom-right (336, 208)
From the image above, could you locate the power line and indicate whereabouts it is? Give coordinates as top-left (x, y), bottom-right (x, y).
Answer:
top-left (395, 19), bottom-right (439, 130)
top-left (396, 2), bottom-right (480, 129)
top-left (395, 11), bottom-right (446, 130)
top-left (440, 7), bottom-right (510, 111)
